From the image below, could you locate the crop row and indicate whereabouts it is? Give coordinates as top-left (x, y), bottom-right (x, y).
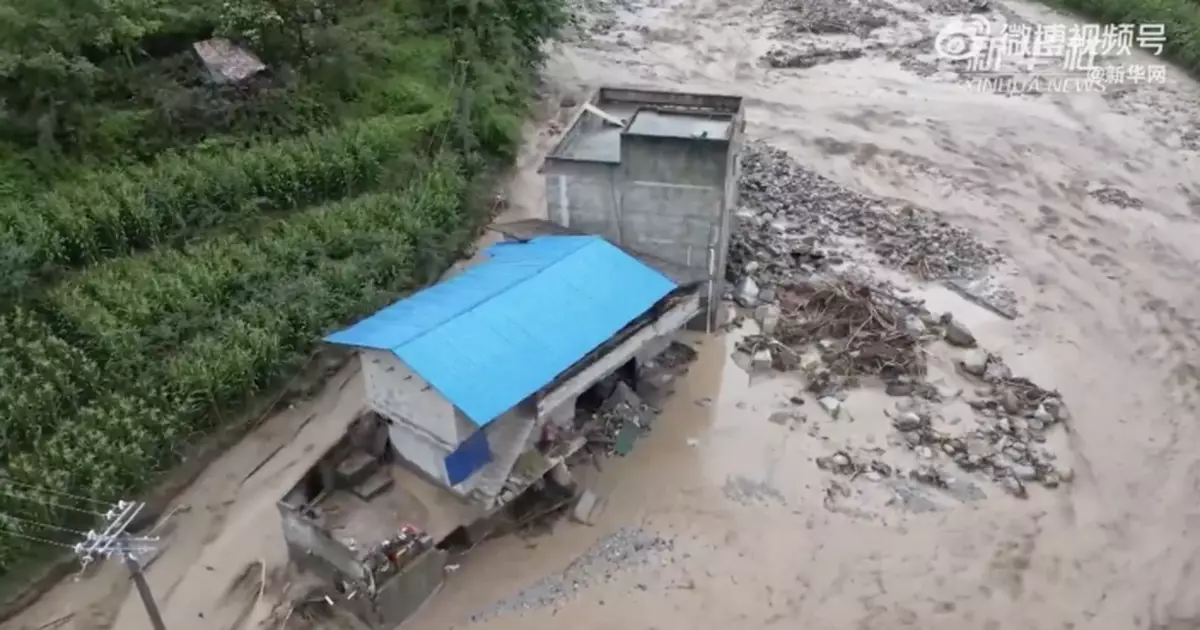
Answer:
top-left (0, 112), bottom-right (442, 298)
top-left (0, 154), bottom-right (470, 571)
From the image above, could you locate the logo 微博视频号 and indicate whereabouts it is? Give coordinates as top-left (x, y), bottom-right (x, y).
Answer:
top-left (933, 19), bottom-right (1169, 92)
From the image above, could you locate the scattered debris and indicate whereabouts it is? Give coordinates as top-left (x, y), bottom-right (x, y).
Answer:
top-left (818, 450), bottom-right (895, 480)
top-left (888, 364), bottom-right (1072, 498)
top-left (944, 277), bottom-right (1018, 320)
top-left (1089, 186), bottom-right (1144, 209)
top-left (752, 348), bottom-right (775, 371)
top-left (755, 304), bottom-right (782, 335)
top-left (735, 276), bottom-right (761, 307)
top-left (768, 410), bottom-right (805, 425)
top-left (765, 0), bottom-right (895, 37)
top-left (818, 396), bottom-right (842, 418)
top-left (571, 489), bottom-right (607, 525)
top-left (655, 341), bottom-right (699, 372)
top-left (764, 45), bottom-right (867, 69)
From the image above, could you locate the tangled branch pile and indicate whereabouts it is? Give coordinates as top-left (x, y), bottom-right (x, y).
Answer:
top-left (741, 278), bottom-right (926, 392)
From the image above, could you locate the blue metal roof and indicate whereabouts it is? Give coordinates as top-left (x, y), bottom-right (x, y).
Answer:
top-left (326, 235), bottom-right (677, 426)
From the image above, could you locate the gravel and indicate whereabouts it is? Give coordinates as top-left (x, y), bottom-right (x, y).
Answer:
top-left (731, 141), bottom-right (1003, 291)
top-left (470, 527), bottom-right (675, 620)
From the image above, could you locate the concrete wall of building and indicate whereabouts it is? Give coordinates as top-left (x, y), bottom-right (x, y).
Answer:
top-left (544, 160), bottom-right (621, 238)
top-left (542, 88), bottom-right (744, 331)
top-left (362, 350), bottom-right (468, 448)
top-left (277, 502), bottom-right (366, 584)
top-left (359, 350), bottom-right (536, 503)
top-left (362, 351), bottom-right (476, 487)
top-left (618, 135), bottom-right (727, 276)
top-left (598, 87), bottom-right (744, 113)
top-left (536, 292), bottom-right (702, 419)
top-left (369, 548), bottom-right (448, 628)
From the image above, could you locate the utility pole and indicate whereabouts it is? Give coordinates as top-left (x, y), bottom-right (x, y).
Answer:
top-left (73, 500), bottom-right (166, 630)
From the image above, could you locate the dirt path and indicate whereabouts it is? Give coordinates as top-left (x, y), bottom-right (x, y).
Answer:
top-left (8, 0), bottom-right (1200, 628)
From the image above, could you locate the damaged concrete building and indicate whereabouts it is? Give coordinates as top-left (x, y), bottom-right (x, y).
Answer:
top-left (540, 87), bottom-right (745, 329)
top-left (277, 234), bottom-right (704, 628)
top-left (276, 86), bottom-right (744, 629)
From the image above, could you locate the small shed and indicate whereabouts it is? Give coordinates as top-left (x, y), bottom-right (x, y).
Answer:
top-left (324, 235), bottom-right (687, 506)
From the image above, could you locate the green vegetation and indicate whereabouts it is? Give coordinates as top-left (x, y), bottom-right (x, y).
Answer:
top-left (0, 0), bottom-right (569, 576)
top-left (1049, 0), bottom-right (1200, 73)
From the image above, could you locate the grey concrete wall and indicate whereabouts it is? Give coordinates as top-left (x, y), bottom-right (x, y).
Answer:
top-left (278, 502), bottom-right (366, 584)
top-left (543, 160), bottom-right (621, 239)
top-left (369, 548), bottom-right (447, 628)
top-left (541, 87), bottom-right (745, 330)
top-left (618, 135), bottom-right (727, 276)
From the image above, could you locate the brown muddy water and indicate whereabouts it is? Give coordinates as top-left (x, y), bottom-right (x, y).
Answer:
top-left (9, 0), bottom-right (1200, 628)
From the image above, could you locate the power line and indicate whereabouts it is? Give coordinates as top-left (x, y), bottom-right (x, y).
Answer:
top-left (0, 526), bottom-right (76, 549)
top-left (0, 488), bottom-right (108, 518)
top-left (0, 512), bottom-right (92, 537)
top-left (0, 478), bottom-right (111, 508)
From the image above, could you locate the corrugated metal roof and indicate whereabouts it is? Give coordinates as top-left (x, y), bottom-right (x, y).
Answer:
top-left (325, 235), bottom-right (677, 426)
top-left (490, 219), bottom-right (712, 286)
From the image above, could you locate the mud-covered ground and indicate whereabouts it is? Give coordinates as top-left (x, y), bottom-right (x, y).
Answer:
top-left (8, 0), bottom-right (1200, 628)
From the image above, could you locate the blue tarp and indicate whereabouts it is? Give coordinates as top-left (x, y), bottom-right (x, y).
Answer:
top-left (326, 235), bottom-right (677, 426)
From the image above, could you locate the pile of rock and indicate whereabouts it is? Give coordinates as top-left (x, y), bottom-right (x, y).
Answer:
top-left (731, 142), bottom-right (1003, 295)
top-left (816, 450), bottom-right (895, 480)
top-left (888, 372), bottom-right (1072, 499)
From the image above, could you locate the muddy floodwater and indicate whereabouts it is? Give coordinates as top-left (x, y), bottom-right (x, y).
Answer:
top-left (9, 0), bottom-right (1200, 628)
top-left (420, 0), bottom-right (1200, 626)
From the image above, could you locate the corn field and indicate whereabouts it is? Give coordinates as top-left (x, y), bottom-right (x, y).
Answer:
top-left (0, 0), bottom-right (568, 585)
top-left (0, 113), bottom-right (440, 299)
top-left (0, 152), bottom-right (470, 572)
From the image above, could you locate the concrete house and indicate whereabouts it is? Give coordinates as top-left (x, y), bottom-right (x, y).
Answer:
top-left (277, 234), bottom-right (706, 628)
top-left (322, 234), bottom-right (702, 508)
top-left (540, 87), bottom-right (745, 328)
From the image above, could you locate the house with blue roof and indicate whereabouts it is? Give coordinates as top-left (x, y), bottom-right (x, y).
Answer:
top-left (323, 232), bottom-right (704, 508)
